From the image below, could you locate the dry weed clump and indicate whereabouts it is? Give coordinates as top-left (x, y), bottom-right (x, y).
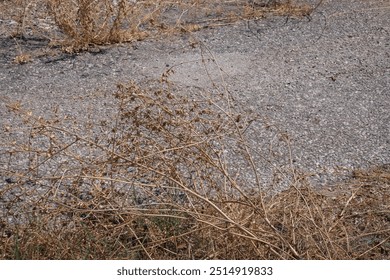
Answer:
top-left (2, 0), bottom-right (314, 52)
top-left (0, 76), bottom-right (389, 259)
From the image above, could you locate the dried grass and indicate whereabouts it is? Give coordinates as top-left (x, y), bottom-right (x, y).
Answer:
top-left (1, 74), bottom-right (388, 259)
top-left (1, 0), bottom-right (314, 52)
top-left (0, 0), bottom-right (388, 260)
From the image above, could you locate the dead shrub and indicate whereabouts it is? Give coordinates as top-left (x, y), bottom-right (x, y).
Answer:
top-left (1, 0), bottom-right (387, 260)
top-left (1, 75), bottom-right (388, 259)
top-left (2, 0), bottom-right (315, 52)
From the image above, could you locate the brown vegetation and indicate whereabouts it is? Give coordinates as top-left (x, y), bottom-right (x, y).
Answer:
top-left (0, 0), bottom-right (388, 259)
top-left (1, 0), bottom-right (313, 52)
top-left (1, 77), bottom-right (388, 259)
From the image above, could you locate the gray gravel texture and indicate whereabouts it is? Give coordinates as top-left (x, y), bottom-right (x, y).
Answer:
top-left (0, 0), bottom-right (389, 188)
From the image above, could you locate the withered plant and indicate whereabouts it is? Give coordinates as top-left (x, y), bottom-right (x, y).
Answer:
top-left (1, 69), bottom-right (388, 259)
top-left (0, 0), bottom-right (388, 260)
top-left (2, 0), bottom-right (315, 52)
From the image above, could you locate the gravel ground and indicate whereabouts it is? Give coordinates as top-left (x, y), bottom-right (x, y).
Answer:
top-left (0, 0), bottom-right (389, 189)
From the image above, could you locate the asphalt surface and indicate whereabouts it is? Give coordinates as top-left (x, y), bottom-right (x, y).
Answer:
top-left (0, 0), bottom-right (389, 188)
